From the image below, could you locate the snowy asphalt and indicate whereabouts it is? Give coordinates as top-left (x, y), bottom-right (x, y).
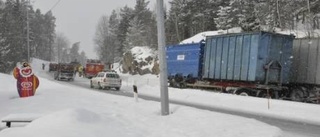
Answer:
top-left (66, 79), bottom-right (320, 137)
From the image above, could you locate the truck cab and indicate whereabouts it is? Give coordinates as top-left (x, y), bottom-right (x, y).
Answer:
top-left (85, 59), bottom-right (104, 79)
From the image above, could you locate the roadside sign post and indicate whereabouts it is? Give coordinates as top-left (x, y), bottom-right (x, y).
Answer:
top-left (133, 84), bottom-right (138, 102)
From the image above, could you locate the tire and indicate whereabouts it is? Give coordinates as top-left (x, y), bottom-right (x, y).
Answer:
top-left (258, 89), bottom-right (279, 99)
top-left (239, 92), bottom-right (249, 96)
top-left (169, 79), bottom-right (176, 87)
top-left (179, 83), bottom-right (187, 88)
top-left (169, 80), bottom-right (174, 87)
top-left (290, 88), bottom-right (304, 102)
top-left (98, 82), bottom-right (102, 89)
top-left (90, 81), bottom-right (93, 88)
top-left (115, 87), bottom-right (120, 91)
top-left (234, 88), bottom-right (250, 96)
top-left (258, 91), bottom-right (268, 98)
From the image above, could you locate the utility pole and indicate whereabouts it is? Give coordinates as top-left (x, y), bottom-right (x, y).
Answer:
top-left (156, 0), bottom-right (169, 116)
top-left (26, 0), bottom-right (30, 62)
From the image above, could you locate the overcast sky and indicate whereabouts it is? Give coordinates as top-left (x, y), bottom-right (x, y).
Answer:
top-left (32, 0), bottom-right (170, 59)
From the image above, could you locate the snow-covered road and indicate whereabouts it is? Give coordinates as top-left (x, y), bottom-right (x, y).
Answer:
top-left (66, 75), bottom-right (320, 137)
top-left (2, 58), bottom-right (320, 137)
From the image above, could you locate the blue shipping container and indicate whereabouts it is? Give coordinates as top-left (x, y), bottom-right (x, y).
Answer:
top-left (166, 42), bottom-right (205, 78)
top-left (203, 31), bottom-right (294, 84)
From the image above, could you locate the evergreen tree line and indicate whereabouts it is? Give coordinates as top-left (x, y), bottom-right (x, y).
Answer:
top-left (0, 0), bottom-right (87, 73)
top-left (167, 0), bottom-right (320, 44)
top-left (0, 0), bottom-right (55, 73)
top-left (96, 0), bottom-right (320, 63)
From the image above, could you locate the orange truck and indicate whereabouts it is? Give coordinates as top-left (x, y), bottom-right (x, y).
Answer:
top-left (84, 59), bottom-right (104, 78)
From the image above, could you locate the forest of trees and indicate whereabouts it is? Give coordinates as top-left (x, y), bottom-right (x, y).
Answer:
top-left (167, 0), bottom-right (320, 43)
top-left (1, 0), bottom-right (320, 73)
top-left (95, 0), bottom-right (320, 63)
top-left (0, 0), bottom-right (86, 73)
top-left (0, 0), bottom-right (55, 73)
top-left (94, 0), bottom-right (158, 65)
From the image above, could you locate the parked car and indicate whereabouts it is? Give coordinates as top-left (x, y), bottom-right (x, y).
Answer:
top-left (90, 71), bottom-right (121, 90)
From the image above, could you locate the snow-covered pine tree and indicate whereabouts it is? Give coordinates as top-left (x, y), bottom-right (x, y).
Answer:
top-left (54, 32), bottom-right (70, 63)
top-left (117, 6), bottom-right (134, 56)
top-left (0, 0), bottom-right (28, 72)
top-left (108, 10), bottom-right (121, 63)
top-left (133, 0), bottom-right (155, 48)
top-left (30, 9), bottom-right (55, 61)
top-left (237, 0), bottom-right (260, 31)
top-left (124, 16), bottom-right (146, 51)
top-left (94, 15), bottom-right (110, 64)
top-left (43, 11), bottom-right (56, 61)
top-left (69, 42), bottom-right (80, 62)
top-left (165, 0), bottom-right (187, 44)
top-left (215, 5), bottom-right (233, 30)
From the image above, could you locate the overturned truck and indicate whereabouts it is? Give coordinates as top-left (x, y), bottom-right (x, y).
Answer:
top-left (167, 31), bottom-right (320, 103)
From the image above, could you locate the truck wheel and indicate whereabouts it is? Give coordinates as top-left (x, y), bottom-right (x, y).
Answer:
top-left (258, 91), bottom-right (268, 98)
top-left (115, 87), bottom-right (120, 91)
top-left (169, 78), bottom-right (178, 87)
top-left (234, 88), bottom-right (250, 96)
top-left (290, 88), bottom-right (304, 102)
top-left (169, 80), bottom-right (174, 87)
top-left (258, 89), bottom-right (279, 99)
top-left (179, 83), bottom-right (187, 88)
top-left (239, 92), bottom-right (249, 96)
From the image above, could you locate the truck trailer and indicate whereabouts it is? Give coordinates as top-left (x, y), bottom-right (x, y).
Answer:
top-left (166, 31), bottom-right (320, 103)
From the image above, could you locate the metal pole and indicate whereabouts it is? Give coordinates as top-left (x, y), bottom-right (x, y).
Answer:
top-left (156, 0), bottom-right (169, 116)
top-left (27, 0), bottom-right (30, 62)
